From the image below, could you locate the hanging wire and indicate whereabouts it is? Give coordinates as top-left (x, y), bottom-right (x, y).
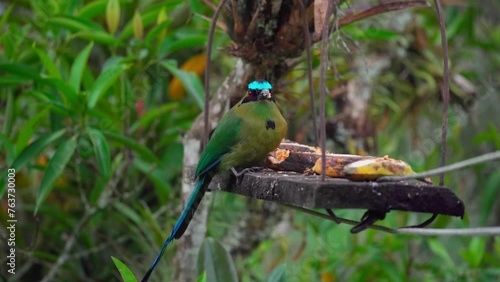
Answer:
top-left (319, 1), bottom-right (334, 182)
top-left (434, 0), bottom-right (451, 186)
top-left (295, 0), bottom-right (319, 147)
top-left (204, 0), bottom-right (230, 148)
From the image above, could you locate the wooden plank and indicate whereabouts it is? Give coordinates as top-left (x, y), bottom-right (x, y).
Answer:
top-left (214, 169), bottom-right (464, 217)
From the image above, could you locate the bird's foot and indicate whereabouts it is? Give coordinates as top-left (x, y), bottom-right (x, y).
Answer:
top-left (231, 167), bottom-right (263, 184)
top-left (231, 166), bottom-right (263, 177)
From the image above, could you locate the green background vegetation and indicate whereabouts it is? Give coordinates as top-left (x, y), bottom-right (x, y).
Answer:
top-left (0, 0), bottom-right (499, 281)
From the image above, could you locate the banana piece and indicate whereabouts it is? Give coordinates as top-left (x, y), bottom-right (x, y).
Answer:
top-left (268, 142), bottom-right (420, 182)
top-left (343, 156), bottom-right (415, 181)
top-left (311, 154), bottom-right (372, 177)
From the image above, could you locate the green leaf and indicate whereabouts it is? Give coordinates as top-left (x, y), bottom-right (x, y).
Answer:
top-left (161, 60), bottom-right (204, 109)
top-left (352, 28), bottom-right (399, 41)
top-left (70, 42), bottom-right (94, 92)
top-left (134, 158), bottom-right (170, 204)
top-left (78, 0), bottom-right (106, 18)
top-left (47, 15), bottom-right (104, 32)
top-left (196, 272), bottom-right (207, 282)
top-left (87, 64), bottom-right (128, 109)
top-left (88, 128), bottom-right (111, 180)
top-left (119, 9), bottom-right (163, 40)
top-left (74, 31), bottom-right (125, 46)
top-left (161, 35), bottom-right (206, 55)
top-left (428, 239), bottom-right (454, 267)
top-left (446, 9), bottom-right (469, 42)
top-left (188, 0), bottom-right (204, 14)
top-left (144, 20), bottom-right (171, 46)
top-left (134, 203), bottom-right (163, 249)
top-left (129, 103), bottom-right (178, 133)
top-left (16, 109), bottom-right (50, 153)
top-left (0, 4), bottom-right (14, 32)
top-left (268, 264), bottom-right (286, 282)
top-left (2, 91), bottom-right (14, 136)
top-left (35, 49), bottom-right (62, 79)
top-left (469, 238), bottom-right (486, 268)
top-left (0, 63), bottom-right (41, 81)
top-left (111, 256), bottom-right (138, 282)
top-left (102, 130), bottom-right (160, 164)
top-left (106, 0), bottom-right (120, 34)
top-left (480, 171), bottom-right (500, 225)
top-left (90, 176), bottom-right (106, 205)
top-left (42, 78), bottom-right (79, 108)
top-left (197, 238), bottom-right (238, 282)
top-left (0, 64), bottom-right (78, 107)
top-left (473, 123), bottom-right (500, 150)
top-left (414, 70), bottom-right (437, 95)
top-left (0, 76), bottom-right (31, 87)
top-left (25, 90), bottom-right (69, 115)
top-left (460, 237), bottom-right (486, 268)
top-left (11, 129), bottom-right (66, 171)
top-left (113, 202), bottom-right (142, 224)
top-left (0, 133), bottom-right (16, 166)
top-left (35, 136), bottom-right (77, 214)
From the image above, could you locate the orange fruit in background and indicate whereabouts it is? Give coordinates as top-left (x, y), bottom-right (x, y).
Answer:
top-left (168, 53), bottom-right (206, 100)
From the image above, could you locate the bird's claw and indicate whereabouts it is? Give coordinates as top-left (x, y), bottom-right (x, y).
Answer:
top-left (231, 167), bottom-right (263, 184)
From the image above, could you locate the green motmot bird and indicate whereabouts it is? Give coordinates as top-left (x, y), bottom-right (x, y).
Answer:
top-left (142, 80), bottom-right (287, 281)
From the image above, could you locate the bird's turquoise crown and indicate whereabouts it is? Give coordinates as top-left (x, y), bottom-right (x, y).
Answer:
top-left (248, 80), bottom-right (272, 90)
top-left (239, 80), bottom-right (274, 106)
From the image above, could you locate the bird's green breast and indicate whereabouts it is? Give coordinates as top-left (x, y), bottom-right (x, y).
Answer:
top-left (218, 100), bottom-right (287, 171)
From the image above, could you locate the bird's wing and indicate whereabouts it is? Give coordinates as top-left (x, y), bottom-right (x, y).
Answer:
top-left (195, 111), bottom-right (242, 178)
top-left (142, 111), bottom-right (243, 282)
top-left (173, 114), bottom-right (242, 241)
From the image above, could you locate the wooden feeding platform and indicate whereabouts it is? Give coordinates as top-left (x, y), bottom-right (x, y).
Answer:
top-left (211, 142), bottom-right (465, 232)
top-left (216, 170), bottom-right (464, 217)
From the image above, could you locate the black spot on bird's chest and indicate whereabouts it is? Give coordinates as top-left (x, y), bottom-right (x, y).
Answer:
top-left (266, 120), bottom-right (275, 130)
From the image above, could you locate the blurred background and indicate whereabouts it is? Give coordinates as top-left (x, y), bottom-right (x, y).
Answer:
top-left (0, 0), bottom-right (499, 281)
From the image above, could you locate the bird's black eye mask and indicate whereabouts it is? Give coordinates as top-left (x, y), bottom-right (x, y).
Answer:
top-left (248, 89), bottom-right (259, 98)
top-left (239, 89), bottom-right (275, 106)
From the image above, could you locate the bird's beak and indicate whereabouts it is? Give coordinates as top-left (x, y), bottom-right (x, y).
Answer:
top-left (259, 89), bottom-right (271, 99)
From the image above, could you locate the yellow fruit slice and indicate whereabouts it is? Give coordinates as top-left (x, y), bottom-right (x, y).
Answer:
top-left (343, 156), bottom-right (415, 181)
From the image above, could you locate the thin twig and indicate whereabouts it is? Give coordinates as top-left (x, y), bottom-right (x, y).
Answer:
top-left (295, 0), bottom-right (319, 146)
top-left (287, 205), bottom-right (500, 236)
top-left (325, 209), bottom-right (341, 224)
top-left (201, 0), bottom-right (216, 11)
top-left (334, 1), bottom-right (430, 32)
top-left (377, 151), bottom-right (500, 182)
top-left (40, 208), bottom-right (97, 282)
top-left (284, 204), bottom-right (396, 233)
top-left (204, 0), bottom-right (229, 147)
top-left (196, 14), bottom-right (228, 32)
top-left (319, 0), bottom-right (334, 182)
top-left (433, 0), bottom-right (450, 186)
top-left (67, 236), bottom-right (128, 259)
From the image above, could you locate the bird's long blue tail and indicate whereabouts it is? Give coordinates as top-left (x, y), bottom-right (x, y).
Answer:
top-left (141, 175), bottom-right (207, 282)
